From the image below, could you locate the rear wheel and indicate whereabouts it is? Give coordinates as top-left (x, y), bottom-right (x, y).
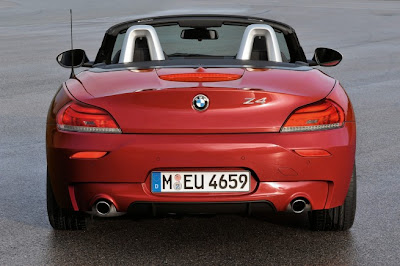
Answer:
top-left (47, 171), bottom-right (88, 230)
top-left (309, 165), bottom-right (356, 231)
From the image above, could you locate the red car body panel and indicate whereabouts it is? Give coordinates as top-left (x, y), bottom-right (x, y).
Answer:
top-left (46, 66), bottom-right (356, 214)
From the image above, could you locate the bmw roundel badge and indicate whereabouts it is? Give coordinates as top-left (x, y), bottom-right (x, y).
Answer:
top-left (192, 94), bottom-right (209, 111)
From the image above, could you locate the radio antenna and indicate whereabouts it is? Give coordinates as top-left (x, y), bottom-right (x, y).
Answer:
top-left (70, 9), bottom-right (76, 79)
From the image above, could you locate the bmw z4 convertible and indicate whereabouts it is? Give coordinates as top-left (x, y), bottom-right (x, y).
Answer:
top-left (47, 14), bottom-right (356, 231)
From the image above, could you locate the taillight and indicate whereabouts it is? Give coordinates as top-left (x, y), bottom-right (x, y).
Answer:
top-left (159, 73), bottom-right (242, 82)
top-left (281, 100), bottom-right (344, 132)
top-left (56, 102), bottom-right (121, 134)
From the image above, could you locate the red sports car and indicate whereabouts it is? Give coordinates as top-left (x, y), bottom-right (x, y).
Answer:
top-left (47, 14), bottom-right (356, 231)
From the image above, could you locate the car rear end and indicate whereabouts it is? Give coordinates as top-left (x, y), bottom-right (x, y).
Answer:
top-left (47, 15), bottom-right (356, 231)
top-left (46, 68), bottom-right (356, 218)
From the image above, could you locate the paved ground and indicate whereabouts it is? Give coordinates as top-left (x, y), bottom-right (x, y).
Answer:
top-left (0, 0), bottom-right (399, 265)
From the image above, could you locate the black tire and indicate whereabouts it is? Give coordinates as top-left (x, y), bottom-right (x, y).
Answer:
top-left (47, 171), bottom-right (88, 230)
top-left (309, 165), bottom-right (357, 231)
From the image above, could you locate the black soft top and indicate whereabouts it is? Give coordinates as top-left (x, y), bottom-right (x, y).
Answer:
top-left (105, 14), bottom-right (296, 35)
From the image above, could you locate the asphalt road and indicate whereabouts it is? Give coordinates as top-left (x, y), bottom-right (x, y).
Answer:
top-left (1, 0), bottom-right (399, 265)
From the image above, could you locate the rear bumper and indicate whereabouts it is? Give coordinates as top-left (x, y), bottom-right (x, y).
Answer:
top-left (71, 181), bottom-right (328, 213)
top-left (46, 122), bottom-right (356, 212)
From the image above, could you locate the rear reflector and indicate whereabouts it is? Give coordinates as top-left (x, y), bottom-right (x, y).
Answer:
top-left (293, 149), bottom-right (331, 157)
top-left (159, 73), bottom-right (242, 82)
top-left (70, 151), bottom-right (108, 159)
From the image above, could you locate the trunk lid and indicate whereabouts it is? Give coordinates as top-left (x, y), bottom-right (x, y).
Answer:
top-left (72, 67), bottom-right (335, 133)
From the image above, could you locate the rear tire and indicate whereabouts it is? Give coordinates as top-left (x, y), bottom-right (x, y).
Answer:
top-left (309, 165), bottom-right (356, 231)
top-left (47, 171), bottom-right (88, 230)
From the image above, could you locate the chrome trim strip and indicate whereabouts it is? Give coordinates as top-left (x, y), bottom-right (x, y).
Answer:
top-left (281, 123), bottom-right (342, 132)
top-left (58, 125), bottom-right (122, 134)
top-left (236, 24), bottom-right (282, 62)
top-left (119, 25), bottom-right (165, 63)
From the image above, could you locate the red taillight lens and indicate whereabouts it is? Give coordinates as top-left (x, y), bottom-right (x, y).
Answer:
top-left (281, 100), bottom-right (344, 132)
top-left (159, 73), bottom-right (242, 82)
top-left (57, 102), bottom-right (121, 134)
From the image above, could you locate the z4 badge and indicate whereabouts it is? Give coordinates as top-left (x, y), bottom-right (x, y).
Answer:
top-left (243, 97), bottom-right (267, 105)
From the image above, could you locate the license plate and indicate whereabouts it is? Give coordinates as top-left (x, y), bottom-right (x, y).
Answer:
top-left (151, 171), bottom-right (251, 193)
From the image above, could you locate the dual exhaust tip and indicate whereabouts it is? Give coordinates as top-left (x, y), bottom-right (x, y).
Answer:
top-left (93, 198), bottom-right (310, 216)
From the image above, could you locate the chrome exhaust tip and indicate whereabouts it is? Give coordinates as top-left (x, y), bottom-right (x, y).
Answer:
top-left (290, 199), bottom-right (309, 214)
top-left (88, 200), bottom-right (126, 217)
top-left (95, 201), bottom-right (111, 215)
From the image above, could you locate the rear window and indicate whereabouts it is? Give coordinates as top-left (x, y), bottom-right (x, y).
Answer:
top-left (156, 24), bottom-right (246, 57)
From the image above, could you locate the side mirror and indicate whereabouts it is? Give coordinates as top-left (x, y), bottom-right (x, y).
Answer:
top-left (312, 47), bottom-right (342, 67)
top-left (56, 49), bottom-right (89, 68)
